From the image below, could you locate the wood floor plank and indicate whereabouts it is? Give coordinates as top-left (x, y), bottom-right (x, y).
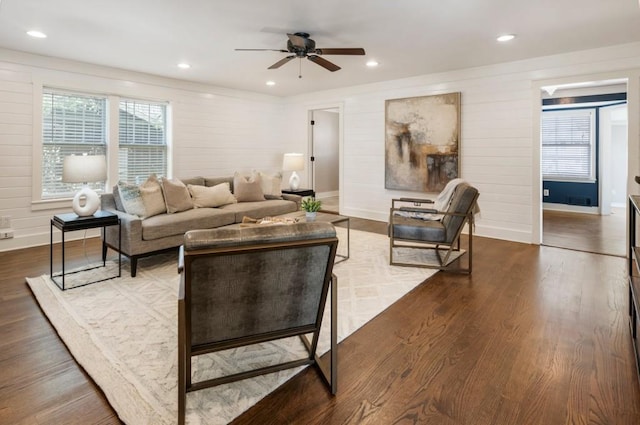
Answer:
top-left (0, 218), bottom-right (639, 425)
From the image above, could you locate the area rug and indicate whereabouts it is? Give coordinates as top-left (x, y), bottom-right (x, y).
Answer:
top-left (26, 229), bottom-right (456, 424)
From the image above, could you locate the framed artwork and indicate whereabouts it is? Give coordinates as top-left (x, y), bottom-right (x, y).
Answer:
top-left (385, 92), bottom-right (461, 192)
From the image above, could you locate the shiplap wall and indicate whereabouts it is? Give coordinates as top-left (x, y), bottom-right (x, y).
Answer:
top-left (2, 42), bottom-right (640, 251)
top-left (284, 42), bottom-right (640, 243)
top-left (0, 49), bottom-right (288, 251)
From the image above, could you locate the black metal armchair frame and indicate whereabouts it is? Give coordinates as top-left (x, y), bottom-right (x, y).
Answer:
top-left (389, 183), bottom-right (479, 273)
top-left (177, 223), bottom-right (338, 425)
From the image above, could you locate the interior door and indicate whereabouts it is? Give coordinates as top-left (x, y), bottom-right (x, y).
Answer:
top-left (309, 109), bottom-right (339, 203)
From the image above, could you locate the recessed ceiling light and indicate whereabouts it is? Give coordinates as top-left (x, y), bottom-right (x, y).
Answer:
top-left (27, 30), bottom-right (47, 39)
top-left (266, 81), bottom-right (276, 86)
top-left (177, 63), bottom-right (191, 69)
top-left (366, 60), bottom-right (379, 67)
top-left (497, 34), bottom-right (515, 42)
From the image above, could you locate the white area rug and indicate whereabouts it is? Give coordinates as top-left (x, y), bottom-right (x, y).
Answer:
top-left (27, 229), bottom-right (448, 425)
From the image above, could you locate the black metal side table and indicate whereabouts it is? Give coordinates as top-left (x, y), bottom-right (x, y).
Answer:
top-left (281, 188), bottom-right (316, 198)
top-left (50, 210), bottom-right (121, 290)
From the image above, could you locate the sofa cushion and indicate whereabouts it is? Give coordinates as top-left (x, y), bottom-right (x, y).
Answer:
top-left (141, 208), bottom-right (236, 241)
top-left (161, 178), bottom-right (194, 213)
top-left (233, 172), bottom-right (266, 202)
top-left (117, 181), bottom-right (146, 217)
top-left (218, 199), bottom-right (298, 223)
top-left (188, 183), bottom-right (237, 208)
top-left (180, 176), bottom-right (205, 186)
top-left (139, 174), bottom-right (166, 218)
top-left (204, 176), bottom-right (234, 190)
top-left (258, 171), bottom-right (283, 199)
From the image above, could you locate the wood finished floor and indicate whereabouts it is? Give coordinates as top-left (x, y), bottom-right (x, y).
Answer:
top-left (543, 207), bottom-right (626, 257)
top-left (1, 217), bottom-right (639, 424)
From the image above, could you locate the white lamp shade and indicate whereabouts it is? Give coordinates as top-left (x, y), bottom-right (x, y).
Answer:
top-left (282, 153), bottom-right (304, 171)
top-left (62, 154), bottom-right (107, 183)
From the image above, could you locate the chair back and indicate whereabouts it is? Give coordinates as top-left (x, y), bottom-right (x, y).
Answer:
top-left (180, 222), bottom-right (338, 352)
top-left (441, 183), bottom-right (479, 243)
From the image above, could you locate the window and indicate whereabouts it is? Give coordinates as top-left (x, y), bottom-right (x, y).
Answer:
top-left (41, 90), bottom-right (107, 199)
top-left (541, 109), bottom-right (595, 181)
top-left (40, 89), bottom-right (169, 200)
top-left (118, 100), bottom-right (168, 184)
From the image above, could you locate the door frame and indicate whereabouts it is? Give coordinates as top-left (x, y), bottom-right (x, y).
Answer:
top-left (307, 102), bottom-right (344, 211)
top-left (532, 70), bottom-right (640, 247)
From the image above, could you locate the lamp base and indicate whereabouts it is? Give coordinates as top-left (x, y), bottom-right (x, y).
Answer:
top-left (289, 171), bottom-right (300, 190)
top-left (72, 187), bottom-right (100, 217)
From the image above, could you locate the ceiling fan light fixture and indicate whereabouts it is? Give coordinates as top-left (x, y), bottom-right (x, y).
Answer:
top-left (27, 30), bottom-right (47, 38)
top-left (497, 34), bottom-right (516, 42)
top-left (366, 60), bottom-right (379, 67)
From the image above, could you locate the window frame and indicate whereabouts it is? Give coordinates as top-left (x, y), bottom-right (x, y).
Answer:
top-left (541, 108), bottom-right (596, 183)
top-left (31, 80), bottom-right (172, 210)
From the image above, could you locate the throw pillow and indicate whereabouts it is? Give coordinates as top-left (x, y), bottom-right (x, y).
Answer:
top-left (257, 171), bottom-right (283, 199)
top-left (233, 172), bottom-right (266, 202)
top-left (160, 178), bottom-right (193, 213)
top-left (112, 185), bottom-right (125, 212)
top-left (116, 181), bottom-right (146, 217)
top-left (139, 174), bottom-right (166, 218)
top-left (188, 183), bottom-right (237, 208)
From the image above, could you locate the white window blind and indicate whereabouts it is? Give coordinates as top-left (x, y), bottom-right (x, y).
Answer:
top-left (41, 90), bottom-right (107, 198)
top-left (541, 109), bottom-right (595, 181)
top-left (118, 100), bottom-right (168, 184)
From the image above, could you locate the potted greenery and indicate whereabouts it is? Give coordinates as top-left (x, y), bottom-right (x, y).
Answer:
top-left (301, 197), bottom-right (322, 221)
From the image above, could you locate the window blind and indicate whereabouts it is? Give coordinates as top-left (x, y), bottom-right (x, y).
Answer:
top-left (41, 90), bottom-right (107, 198)
top-left (541, 109), bottom-right (595, 181)
top-left (118, 100), bottom-right (168, 184)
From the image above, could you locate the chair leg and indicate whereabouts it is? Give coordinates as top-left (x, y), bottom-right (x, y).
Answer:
top-left (330, 273), bottom-right (338, 394)
top-left (178, 301), bottom-right (186, 425)
top-left (131, 257), bottom-right (138, 277)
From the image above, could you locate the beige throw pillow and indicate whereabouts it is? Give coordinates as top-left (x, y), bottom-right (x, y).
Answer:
top-left (188, 183), bottom-right (237, 208)
top-left (233, 172), bottom-right (265, 202)
top-left (139, 174), bottom-right (166, 218)
top-left (160, 178), bottom-right (193, 213)
top-left (257, 171), bottom-right (283, 199)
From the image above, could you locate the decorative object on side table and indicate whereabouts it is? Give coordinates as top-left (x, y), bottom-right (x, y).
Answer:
top-left (63, 153), bottom-right (107, 216)
top-left (282, 152), bottom-right (304, 190)
top-left (301, 197), bottom-right (322, 221)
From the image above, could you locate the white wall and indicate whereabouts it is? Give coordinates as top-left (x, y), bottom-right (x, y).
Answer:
top-left (3, 42), bottom-right (640, 250)
top-left (0, 48), bottom-right (287, 251)
top-left (284, 42), bottom-right (640, 243)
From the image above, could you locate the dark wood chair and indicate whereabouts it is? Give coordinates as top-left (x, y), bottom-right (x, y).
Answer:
top-left (177, 222), bottom-right (339, 425)
top-left (389, 182), bottom-right (479, 273)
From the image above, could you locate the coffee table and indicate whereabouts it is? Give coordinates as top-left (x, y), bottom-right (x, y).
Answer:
top-left (278, 211), bottom-right (350, 263)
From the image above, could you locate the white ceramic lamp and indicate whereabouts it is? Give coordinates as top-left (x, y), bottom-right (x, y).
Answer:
top-left (282, 153), bottom-right (304, 190)
top-left (63, 154), bottom-right (107, 217)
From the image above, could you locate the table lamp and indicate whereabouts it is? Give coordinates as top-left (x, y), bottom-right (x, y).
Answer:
top-left (282, 153), bottom-right (304, 190)
top-left (62, 154), bottom-right (107, 216)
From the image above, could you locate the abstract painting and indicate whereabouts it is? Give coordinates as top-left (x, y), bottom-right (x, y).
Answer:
top-left (385, 92), bottom-right (460, 192)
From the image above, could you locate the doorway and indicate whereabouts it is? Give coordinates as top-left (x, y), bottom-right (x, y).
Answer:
top-left (540, 81), bottom-right (628, 257)
top-left (309, 108), bottom-right (340, 213)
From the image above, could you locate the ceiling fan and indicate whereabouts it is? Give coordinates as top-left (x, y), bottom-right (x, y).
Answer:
top-left (235, 32), bottom-right (365, 77)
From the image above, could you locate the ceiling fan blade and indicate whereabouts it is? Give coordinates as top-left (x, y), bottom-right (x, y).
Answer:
top-left (268, 55), bottom-right (296, 69)
top-left (287, 33), bottom-right (307, 49)
top-left (307, 55), bottom-right (341, 72)
top-left (314, 48), bottom-right (366, 55)
top-left (235, 48), bottom-right (289, 52)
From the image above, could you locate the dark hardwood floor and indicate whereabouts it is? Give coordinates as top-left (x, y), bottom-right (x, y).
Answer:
top-left (1, 217), bottom-right (639, 424)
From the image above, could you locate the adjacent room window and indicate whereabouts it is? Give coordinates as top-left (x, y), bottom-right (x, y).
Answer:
top-left (118, 100), bottom-right (168, 184)
top-left (41, 90), bottom-right (107, 199)
top-left (40, 88), bottom-right (170, 200)
top-left (541, 109), bottom-right (595, 181)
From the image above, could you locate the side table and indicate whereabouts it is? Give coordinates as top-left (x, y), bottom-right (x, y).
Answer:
top-left (50, 210), bottom-right (121, 290)
top-left (282, 188), bottom-right (316, 198)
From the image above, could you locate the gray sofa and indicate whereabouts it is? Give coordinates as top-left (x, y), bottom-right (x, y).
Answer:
top-left (101, 175), bottom-right (301, 277)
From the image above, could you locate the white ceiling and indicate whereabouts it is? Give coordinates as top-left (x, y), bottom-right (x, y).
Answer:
top-left (1, 0), bottom-right (640, 97)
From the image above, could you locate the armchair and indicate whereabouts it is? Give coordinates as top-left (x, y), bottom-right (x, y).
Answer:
top-left (389, 182), bottom-right (479, 273)
top-left (178, 222), bottom-right (339, 425)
